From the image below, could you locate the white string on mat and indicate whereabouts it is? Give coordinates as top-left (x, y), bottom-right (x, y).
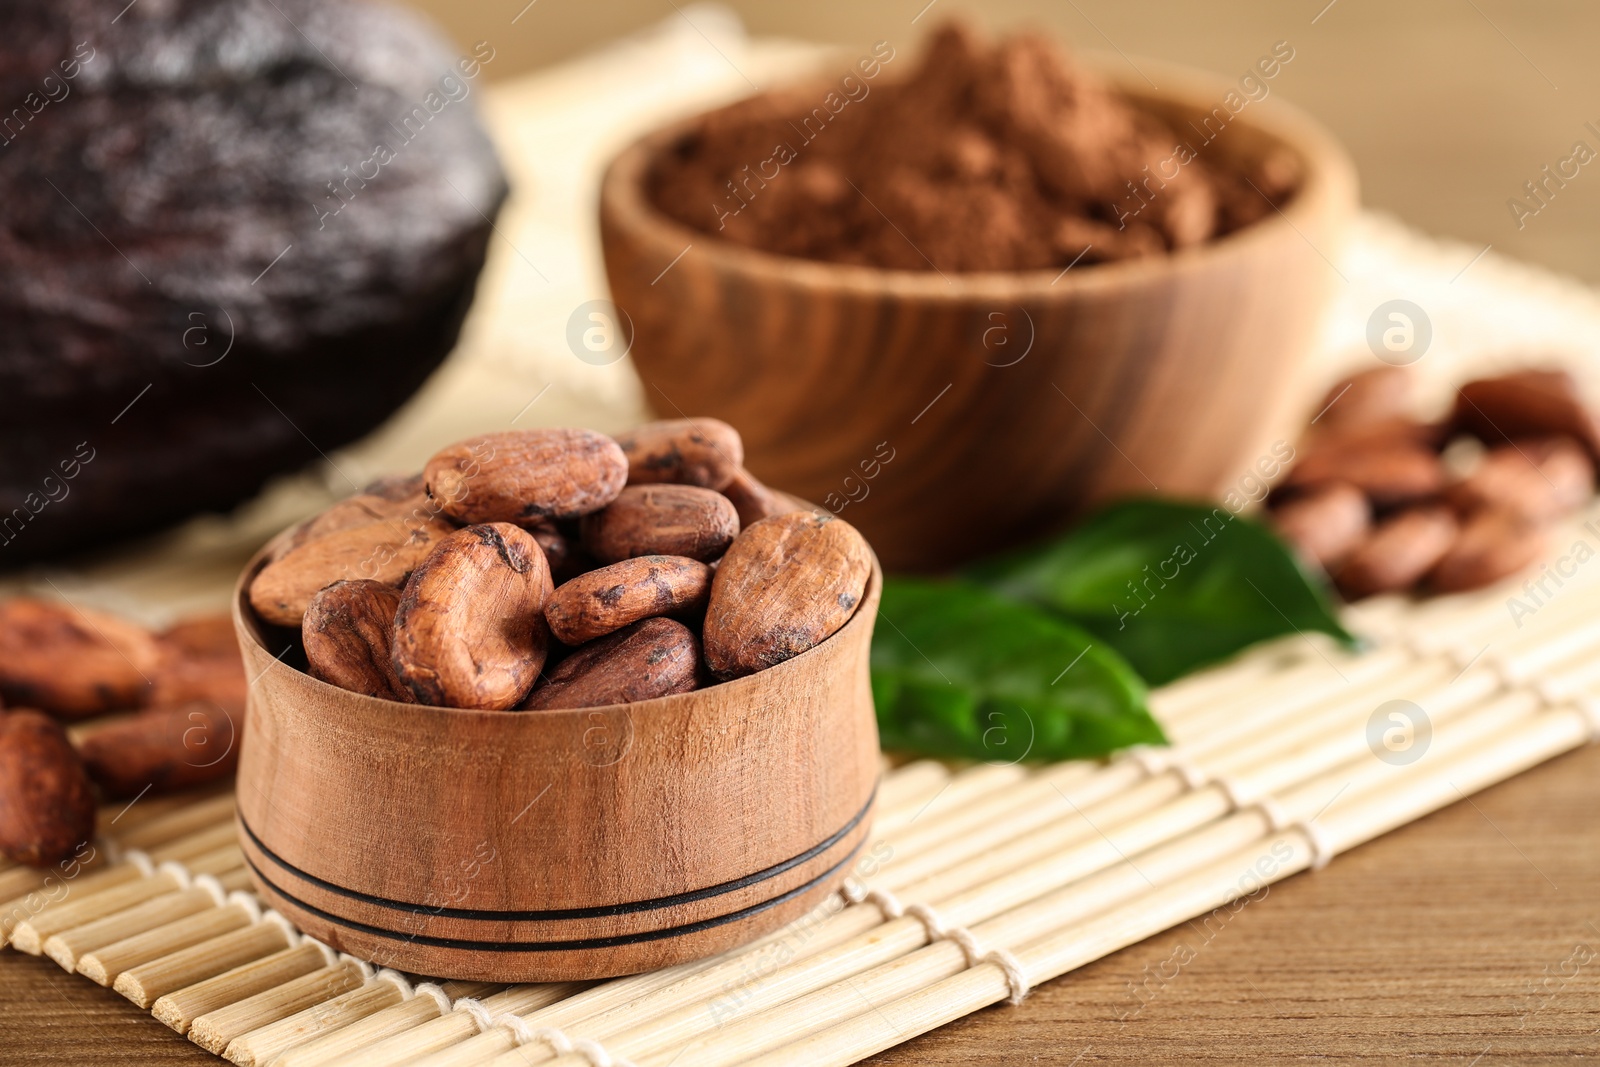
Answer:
top-left (840, 881), bottom-right (1030, 1005)
top-left (1290, 817), bottom-right (1335, 871)
top-left (414, 981), bottom-right (453, 1014)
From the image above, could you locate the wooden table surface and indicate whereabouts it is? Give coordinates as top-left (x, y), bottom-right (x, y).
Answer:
top-left (3, 743), bottom-right (1596, 1065)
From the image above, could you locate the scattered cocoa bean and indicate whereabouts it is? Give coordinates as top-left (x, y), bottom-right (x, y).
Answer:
top-left (0, 598), bottom-right (158, 719)
top-left (150, 615), bottom-right (247, 713)
top-left (581, 485), bottom-right (740, 564)
top-left (1284, 440), bottom-right (1445, 508)
top-left (0, 710), bottom-right (96, 867)
top-left (1447, 437), bottom-right (1593, 523)
top-left (77, 703), bottom-right (240, 799)
top-left (1336, 506), bottom-right (1459, 599)
top-left (704, 511), bottom-right (871, 678)
top-left (249, 514), bottom-right (457, 627)
top-left (1429, 509), bottom-right (1550, 593)
top-left (545, 556), bottom-right (712, 645)
top-left (614, 418), bottom-right (744, 490)
top-left (721, 467), bottom-right (799, 528)
top-left (391, 523), bottom-right (553, 709)
top-left (424, 428), bottom-right (627, 525)
top-left (1269, 482), bottom-right (1370, 567)
top-left (521, 618), bottom-right (700, 710)
top-left (1312, 366), bottom-right (1414, 432)
top-left (1452, 369), bottom-right (1600, 459)
top-left (303, 581), bottom-right (414, 702)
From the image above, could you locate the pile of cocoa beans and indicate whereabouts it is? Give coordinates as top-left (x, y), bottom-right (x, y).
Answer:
top-left (1268, 367), bottom-right (1600, 598)
top-left (0, 604), bottom-right (246, 867)
top-left (247, 419), bottom-right (872, 712)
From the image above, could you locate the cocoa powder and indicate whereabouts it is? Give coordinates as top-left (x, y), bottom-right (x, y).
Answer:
top-left (648, 23), bottom-right (1300, 271)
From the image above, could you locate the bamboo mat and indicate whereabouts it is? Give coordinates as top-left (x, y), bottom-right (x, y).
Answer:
top-left (4, 504), bottom-right (1599, 1066)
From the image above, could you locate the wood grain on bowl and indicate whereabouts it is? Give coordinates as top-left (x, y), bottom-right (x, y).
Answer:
top-left (231, 528), bottom-right (882, 982)
top-left (601, 61), bottom-right (1357, 570)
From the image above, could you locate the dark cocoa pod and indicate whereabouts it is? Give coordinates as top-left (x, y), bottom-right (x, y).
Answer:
top-left (581, 485), bottom-right (740, 564)
top-left (391, 524), bottom-right (553, 709)
top-left (614, 418), bottom-right (744, 490)
top-left (424, 428), bottom-right (627, 525)
top-left (1429, 509), bottom-right (1549, 593)
top-left (521, 618), bottom-right (700, 711)
top-left (704, 511), bottom-right (872, 678)
top-left (1336, 506), bottom-right (1459, 599)
top-left (77, 703), bottom-right (240, 799)
top-left (1447, 437), bottom-right (1593, 523)
top-left (0, 598), bottom-right (158, 718)
top-left (0, 711), bottom-right (96, 867)
top-left (545, 556), bottom-right (712, 645)
top-left (302, 580), bottom-right (414, 702)
top-left (1268, 481), bottom-right (1370, 567)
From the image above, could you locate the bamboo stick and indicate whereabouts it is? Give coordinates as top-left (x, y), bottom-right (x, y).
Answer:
top-left (225, 975), bottom-right (409, 1067)
top-left (319, 983), bottom-right (588, 1067)
top-left (116, 919), bottom-right (294, 1008)
top-left (43, 885), bottom-right (221, 972)
top-left (190, 960), bottom-right (369, 1054)
top-left (79, 899), bottom-right (257, 986)
top-left (9, 871), bottom-right (188, 954)
top-left (115, 791), bottom-right (239, 852)
top-left (153, 941), bottom-right (330, 1034)
top-left (268, 982), bottom-right (499, 1067)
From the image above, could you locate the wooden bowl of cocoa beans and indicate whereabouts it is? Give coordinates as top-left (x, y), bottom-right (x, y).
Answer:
top-left (601, 31), bottom-right (1358, 570)
top-left (231, 419), bottom-right (882, 982)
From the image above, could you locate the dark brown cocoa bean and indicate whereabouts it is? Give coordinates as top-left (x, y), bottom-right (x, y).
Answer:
top-left (0, 711), bottom-right (96, 867)
top-left (521, 618), bottom-right (700, 711)
top-left (720, 467), bottom-right (800, 528)
top-left (1452, 368), bottom-right (1600, 459)
top-left (545, 556), bottom-right (712, 645)
top-left (1312, 366), bottom-right (1414, 432)
top-left (1448, 437), bottom-right (1593, 523)
top-left (704, 511), bottom-right (872, 678)
top-left (302, 581), bottom-right (414, 702)
top-left (391, 523), bottom-right (553, 709)
top-left (424, 428), bottom-right (627, 525)
top-left (581, 485), bottom-right (740, 564)
top-left (77, 703), bottom-right (240, 799)
top-left (0, 598), bottom-right (158, 718)
top-left (1268, 481), bottom-right (1370, 567)
top-left (1285, 440), bottom-right (1446, 508)
top-left (1336, 506), bottom-right (1459, 599)
top-left (614, 418), bottom-right (744, 490)
top-left (1429, 509), bottom-right (1549, 593)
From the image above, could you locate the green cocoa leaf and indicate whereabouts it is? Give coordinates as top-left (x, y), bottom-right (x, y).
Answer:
top-left (871, 577), bottom-right (1163, 763)
top-left (971, 498), bottom-right (1354, 685)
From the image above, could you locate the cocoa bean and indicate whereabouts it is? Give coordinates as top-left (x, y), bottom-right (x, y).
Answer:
top-left (1336, 506), bottom-right (1459, 599)
top-left (0, 598), bottom-right (158, 718)
top-left (528, 522), bottom-right (588, 585)
top-left (0, 711), bottom-right (96, 867)
top-left (1452, 369), bottom-right (1600, 459)
top-left (150, 615), bottom-right (247, 713)
top-left (77, 703), bottom-right (240, 799)
top-left (545, 556), bottom-right (712, 645)
top-left (391, 523), bottom-right (553, 709)
top-left (614, 418), bottom-right (744, 490)
top-left (1447, 436), bottom-right (1593, 523)
top-left (424, 428), bottom-right (627, 525)
top-left (521, 618), bottom-right (700, 711)
top-left (704, 511), bottom-right (871, 678)
top-left (302, 581), bottom-right (414, 702)
top-left (1429, 509), bottom-right (1549, 593)
top-left (1284, 440), bottom-right (1445, 508)
top-left (581, 485), bottom-right (740, 564)
top-left (1268, 481), bottom-right (1370, 567)
top-left (248, 514), bottom-right (456, 627)
top-left (1312, 366), bottom-right (1414, 432)
top-left (720, 467), bottom-right (800, 528)
top-left (272, 475), bottom-right (433, 561)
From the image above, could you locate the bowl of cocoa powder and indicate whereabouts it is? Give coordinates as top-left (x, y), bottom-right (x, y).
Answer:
top-left (600, 23), bottom-right (1357, 571)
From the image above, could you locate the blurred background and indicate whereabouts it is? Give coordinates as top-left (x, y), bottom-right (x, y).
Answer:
top-left (410, 0), bottom-right (1600, 284)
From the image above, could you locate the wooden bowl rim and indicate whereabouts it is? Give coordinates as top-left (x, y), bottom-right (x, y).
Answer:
top-left (231, 520), bottom-right (884, 727)
top-left (600, 52), bottom-right (1357, 298)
